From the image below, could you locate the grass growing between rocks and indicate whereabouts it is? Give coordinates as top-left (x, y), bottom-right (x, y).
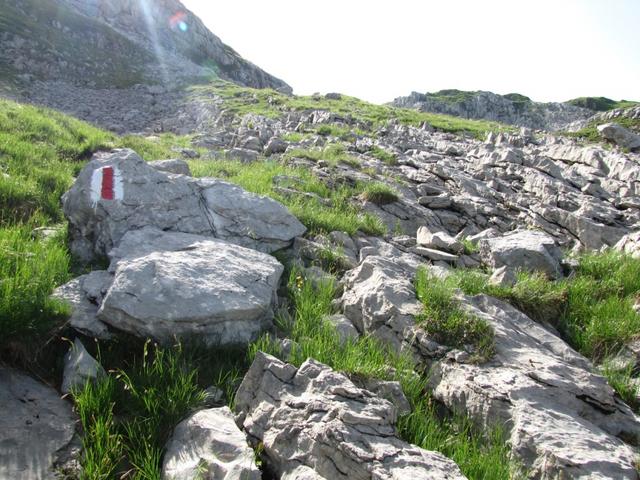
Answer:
top-left (415, 268), bottom-right (496, 362)
top-left (448, 250), bottom-right (640, 407)
top-left (250, 270), bottom-right (514, 479)
top-left (189, 158), bottom-right (386, 236)
top-left (189, 80), bottom-right (513, 138)
top-left (73, 340), bottom-right (248, 479)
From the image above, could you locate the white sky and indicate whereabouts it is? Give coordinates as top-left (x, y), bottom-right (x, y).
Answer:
top-left (181, 0), bottom-right (640, 104)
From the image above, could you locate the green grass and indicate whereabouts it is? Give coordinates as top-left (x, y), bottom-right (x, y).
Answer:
top-left (562, 116), bottom-right (640, 144)
top-left (189, 158), bottom-right (385, 236)
top-left (286, 144), bottom-right (361, 168)
top-left (461, 238), bottom-right (479, 255)
top-left (415, 268), bottom-right (496, 362)
top-left (361, 182), bottom-right (399, 205)
top-left (0, 225), bottom-right (71, 350)
top-left (189, 80), bottom-right (513, 139)
top-left (449, 250), bottom-right (640, 406)
top-left (369, 145), bottom-right (398, 165)
top-left (250, 270), bottom-right (513, 479)
top-left (566, 97), bottom-right (639, 112)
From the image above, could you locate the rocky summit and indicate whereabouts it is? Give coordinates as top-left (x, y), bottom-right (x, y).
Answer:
top-left (3, 2), bottom-right (640, 480)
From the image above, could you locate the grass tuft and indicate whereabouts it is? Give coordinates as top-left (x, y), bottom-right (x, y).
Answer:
top-left (415, 268), bottom-right (495, 362)
top-left (361, 182), bottom-right (399, 205)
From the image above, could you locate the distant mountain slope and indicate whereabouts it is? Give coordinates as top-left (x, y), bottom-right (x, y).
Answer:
top-left (566, 96), bottom-right (638, 112)
top-left (0, 0), bottom-right (290, 92)
top-left (391, 90), bottom-right (596, 131)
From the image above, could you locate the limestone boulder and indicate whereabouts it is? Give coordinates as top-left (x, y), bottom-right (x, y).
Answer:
top-left (62, 149), bottom-right (305, 262)
top-left (598, 123), bottom-right (640, 151)
top-left (478, 230), bottom-right (564, 279)
top-left (235, 352), bottom-right (466, 480)
top-left (148, 158), bottom-right (191, 175)
top-left (429, 295), bottom-right (640, 479)
top-left (97, 228), bottom-right (283, 345)
top-left (162, 407), bottom-right (260, 480)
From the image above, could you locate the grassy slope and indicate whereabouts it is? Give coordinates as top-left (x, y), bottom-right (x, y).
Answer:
top-left (449, 251), bottom-right (640, 409)
top-left (566, 96), bottom-right (639, 112)
top-left (190, 80), bottom-right (514, 139)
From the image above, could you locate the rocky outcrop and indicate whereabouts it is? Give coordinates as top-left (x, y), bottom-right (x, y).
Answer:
top-left (162, 406), bottom-right (260, 480)
top-left (598, 123), bottom-right (640, 151)
top-left (62, 149), bottom-right (305, 262)
top-left (1, 0), bottom-right (290, 92)
top-left (235, 352), bottom-right (467, 480)
top-left (0, 368), bottom-right (79, 479)
top-left (429, 295), bottom-right (640, 479)
top-left (56, 228), bottom-right (283, 345)
top-left (391, 90), bottom-right (592, 130)
top-left (478, 229), bottom-right (564, 279)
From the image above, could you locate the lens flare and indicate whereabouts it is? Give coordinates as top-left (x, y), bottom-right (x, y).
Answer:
top-left (169, 11), bottom-right (188, 32)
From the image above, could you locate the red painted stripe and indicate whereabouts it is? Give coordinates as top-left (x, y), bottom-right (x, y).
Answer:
top-left (101, 167), bottom-right (114, 200)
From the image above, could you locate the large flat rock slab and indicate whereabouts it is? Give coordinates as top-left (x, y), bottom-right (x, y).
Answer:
top-left (0, 368), bottom-right (78, 480)
top-left (429, 295), bottom-right (640, 479)
top-left (97, 228), bottom-right (283, 345)
top-left (235, 352), bottom-right (466, 480)
top-left (62, 148), bottom-right (305, 262)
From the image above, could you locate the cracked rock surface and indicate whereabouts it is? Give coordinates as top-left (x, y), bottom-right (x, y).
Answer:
top-left (162, 406), bottom-right (260, 480)
top-left (56, 228), bottom-right (284, 345)
top-left (62, 148), bottom-right (305, 263)
top-left (235, 352), bottom-right (467, 480)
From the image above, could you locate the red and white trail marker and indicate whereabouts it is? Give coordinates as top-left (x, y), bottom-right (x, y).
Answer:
top-left (90, 166), bottom-right (123, 205)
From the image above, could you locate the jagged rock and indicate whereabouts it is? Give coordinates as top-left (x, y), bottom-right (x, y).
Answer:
top-left (341, 252), bottom-right (424, 351)
top-left (162, 407), bottom-right (260, 480)
top-left (97, 228), bottom-right (283, 345)
top-left (52, 271), bottom-right (113, 339)
top-left (235, 352), bottom-right (467, 480)
top-left (62, 149), bottom-right (305, 262)
top-left (615, 231), bottom-right (640, 258)
top-left (478, 230), bottom-right (564, 279)
top-left (416, 226), bottom-right (463, 253)
top-left (429, 295), bottom-right (640, 479)
top-left (598, 123), bottom-right (640, 150)
top-left (264, 136), bottom-right (288, 156)
top-left (391, 90), bottom-right (592, 130)
top-left (0, 368), bottom-right (79, 479)
top-left (148, 159), bottom-right (191, 176)
top-left (487, 265), bottom-right (517, 288)
top-left (61, 338), bottom-right (105, 394)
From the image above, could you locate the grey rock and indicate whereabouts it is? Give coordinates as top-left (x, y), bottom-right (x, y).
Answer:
top-left (416, 226), bottom-right (463, 253)
top-left (235, 352), bottom-right (466, 480)
top-left (98, 228), bottom-right (283, 345)
top-left (478, 230), bottom-right (564, 279)
top-left (148, 159), bottom-right (191, 176)
top-left (615, 231), bottom-right (640, 258)
top-left (264, 137), bottom-right (288, 156)
top-left (324, 313), bottom-right (360, 343)
top-left (429, 295), bottom-right (640, 479)
top-left (162, 407), bottom-right (260, 480)
top-left (51, 271), bottom-right (113, 339)
top-left (224, 147), bottom-right (259, 163)
top-left (598, 123), bottom-right (640, 150)
top-left (62, 149), bottom-right (305, 261)
top-left (0, 368), bottom-right (79, 480)
top-left (412, 246), bottom-right (459, 263)
top-left (488, 265), bottom-right (517, 288)
top-left (61, 338), bottom-right (105, 394)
